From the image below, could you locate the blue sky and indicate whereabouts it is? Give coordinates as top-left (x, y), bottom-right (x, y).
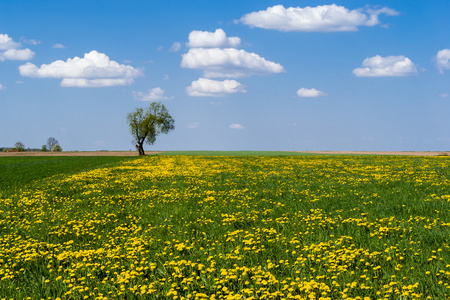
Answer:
top-left (1, 0), bottom-right (449, 151)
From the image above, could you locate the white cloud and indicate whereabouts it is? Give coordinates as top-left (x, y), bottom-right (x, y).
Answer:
top-left (19, 50), bottom-right (143, 87)
top-left (297, 88), bottom-right (327, 97)
top-left (187, 29), bottom-right (241, 48)
top-left (436, 49), bottom-right (450, 73)
top-left (186, 78), bottom-right (246, 97)
top-left (1, 48), bottom-right (35, 61)
top-left (61, 78), bottom-right (132, 88)
top-left (181, 48), bottom-right (285, 78)
top-left (229, 123), bottom-right (244, 130)
top-left (439, 93), bottom-right (449, 98)
top-left (239, 4), bottom-right (399, 32)
top-left (53, 43), bottom-right (65, 49)
top-left (0, 83), bottom-right (5, 90)
top-left (353, 55), bottom-right (417, 77)
top-left (169, 42), bottom-right (181, 52)
top-left (21, 38), bottom-right (41, 45)
top-left (187, 122), bottom-right (200, 129)
top-left (133, 87), bottom-right (173, 101)
top-left (0, 33), bottom-right (35, 61)
top-left (0, 34), bottom-right (21, 50)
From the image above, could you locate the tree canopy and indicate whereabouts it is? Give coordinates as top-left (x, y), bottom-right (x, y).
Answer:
top-left (14, 141), bottom-right (25, 152)
top-left (46, 137), bottom-right (59, 151)
top-left (127, 102), bottom-right (175, 156)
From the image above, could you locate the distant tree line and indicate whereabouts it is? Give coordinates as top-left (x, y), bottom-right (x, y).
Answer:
top-left (2, 137), bottom-right (62, 152)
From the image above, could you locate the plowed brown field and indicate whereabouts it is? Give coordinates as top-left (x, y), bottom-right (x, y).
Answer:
top-left (0, 151), bottom-right (448, 156)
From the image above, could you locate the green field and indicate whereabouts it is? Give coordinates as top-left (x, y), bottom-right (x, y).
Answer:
top-left (0, 156), bottom-right (137, 193)
top-left (0, 154), bottom-right (449, 299)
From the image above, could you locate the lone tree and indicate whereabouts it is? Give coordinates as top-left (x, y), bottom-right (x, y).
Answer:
top-left (14, 141), bottom-right (25, 152)
top-left (127, 102), bottom-right (175, 156)
top-left (46, 137), bottom-right (59, 151)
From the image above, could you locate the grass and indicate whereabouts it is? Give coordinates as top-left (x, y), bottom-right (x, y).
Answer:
top-left (0, 156), bottom-right (137, 193)
top-left (0, 154), bottom-right (449, 299)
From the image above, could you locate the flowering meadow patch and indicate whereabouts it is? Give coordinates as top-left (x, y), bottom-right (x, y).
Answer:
top-left (0, 155), bottom-right (449, 299)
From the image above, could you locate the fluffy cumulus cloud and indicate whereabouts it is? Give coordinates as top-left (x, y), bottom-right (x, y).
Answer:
top-left (182, 29), bottom-right (284, 78)
top-left (0, 83), bottom-right (5, 90)
top-left (187, 29), bottom-right (241, 48)
top-left (239, 4), bottom-right (399, 32)
top-left (19, 50), bottom-right (142, 87)
top-left (229, 123), bottom-right (244, 130)
top-left (1, 48), bottom-right (35, 61)
top-left (353, 55), bottom-right (417, 77)
top-left (0, 34), bottom-right (20, 50)
top-left (182, 48), bottom-right (284, 78)
top-left (436, 49), bottom-right (450, 73)
top-left (186, 78), bottom-right (246, 97)
top-left (133, 87), bottom-right (173, 101)
top-left (0, 34), bottom-right (35, 61)
top-left (297, 88), bottom-right (327, 97)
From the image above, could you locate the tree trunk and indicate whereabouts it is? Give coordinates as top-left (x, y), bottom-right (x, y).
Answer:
top-left (136, 143), bottom-right (146, 156)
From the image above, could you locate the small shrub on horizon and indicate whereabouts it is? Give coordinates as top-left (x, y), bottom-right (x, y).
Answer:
top-left (51, 144), bottom-right (62, 152)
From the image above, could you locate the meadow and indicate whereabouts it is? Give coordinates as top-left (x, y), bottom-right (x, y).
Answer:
top-left (0, 154), bottom-right (449, 299)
